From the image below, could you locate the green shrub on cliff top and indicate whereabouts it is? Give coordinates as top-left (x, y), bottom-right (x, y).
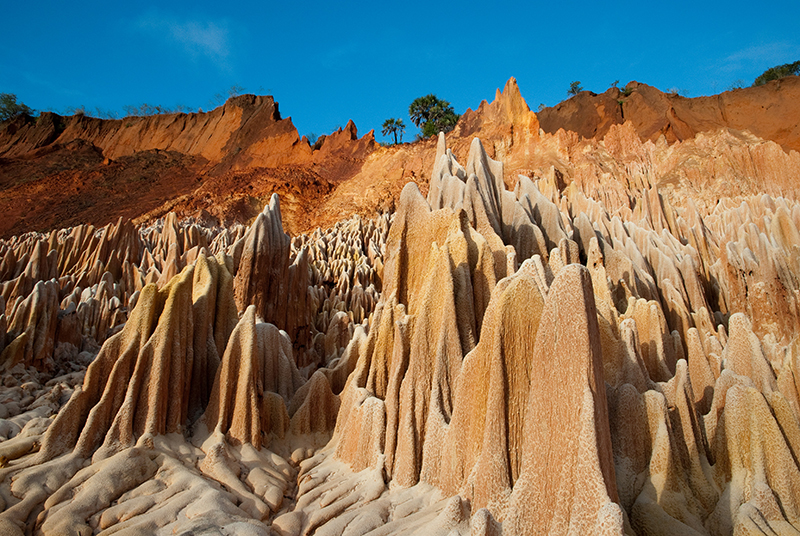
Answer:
top-left (753, 61), bottom-right (800, 86)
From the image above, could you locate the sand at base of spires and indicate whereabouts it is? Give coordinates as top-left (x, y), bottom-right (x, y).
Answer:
top-left (271, 444), bottom-right (498, 536)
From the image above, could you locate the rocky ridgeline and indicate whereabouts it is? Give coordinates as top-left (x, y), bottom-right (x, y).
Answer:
top-left (0, 129), bottom-right (799, 535)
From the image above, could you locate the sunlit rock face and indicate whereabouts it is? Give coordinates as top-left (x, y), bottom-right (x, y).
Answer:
top-left (2, 86), bottom-right (800, 535)
top-left (536, 77), bottom-right (800, 154)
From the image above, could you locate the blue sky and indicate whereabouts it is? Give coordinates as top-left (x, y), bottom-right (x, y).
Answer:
top-left (2, 1), bottom-right (799, 143)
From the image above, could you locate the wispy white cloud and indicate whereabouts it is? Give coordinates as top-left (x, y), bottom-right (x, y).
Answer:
top-left (136, 12), bottom-right (232, 71)
top-left (719, 42), bottom-right (800, 73)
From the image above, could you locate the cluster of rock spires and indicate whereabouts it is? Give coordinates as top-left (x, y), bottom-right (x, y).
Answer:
top-left (325, 133), bottom-right (800, 535)
top-left (1, 79), bottom-right (800, 535)
top-left (0, 196), bottom-right (386, 533)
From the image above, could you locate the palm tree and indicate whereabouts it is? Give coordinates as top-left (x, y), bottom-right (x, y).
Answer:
top-left (382, 118), bottom-right (406, 145)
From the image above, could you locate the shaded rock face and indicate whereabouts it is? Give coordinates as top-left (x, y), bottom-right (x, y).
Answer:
top-left (1, 83), bottom-right (800, 535)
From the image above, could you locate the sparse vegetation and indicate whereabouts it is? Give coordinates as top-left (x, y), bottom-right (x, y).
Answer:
top-left (228, 85), bottom-right (246, 97)
top-left (93, 107), bottom-right (120, 119)
top-left (208, 85), bottom-right (247, 108)
top-left (408, 94), bottom-right (459, 139)
top-left (0, 93), bottom-right (34, 121)
top-left (667, 87), bottom-right (689, 97)
top-left (753, 60), bottom-right (800, 86)
top-left (567, 81), bottom-right (583, 96)
top-left (620, 85), bottom-right (633, 97)
top-left (65, 105), bottom-right (87, 116)
top-left (610, 80), bottom-right (620, 88)
top-left (306, 132), bottom-right (319, 145)
top-left (122, 104), bottom-right (185, 117)
top-left (61, 106), bottom-right (120, 119)
top-left (42, 103), bottom-right (193, 119)
top-left (728, 79), bottom-right (746, 91)
top-left (381, 118), bottom-right (405, 144)
top-left (1, 86), bottom-right (258, 127)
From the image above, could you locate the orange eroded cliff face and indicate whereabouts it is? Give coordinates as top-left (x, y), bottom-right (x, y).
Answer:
top-left (538, 76), bottom-right (800, 153)
top-left (309, 77), bottom-right (800, 238)
top-left (0, 95), bottom-right (306, 168)
top-left (0, 96), bottom-right (377, 238)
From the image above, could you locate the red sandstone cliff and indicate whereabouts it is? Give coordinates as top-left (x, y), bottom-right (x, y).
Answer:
top-left (0, 96), bottom-right (376, 237)
top-left (0, 95), bottom-right (377, 174)
top-left (537, 77), bottom-right (800, 153)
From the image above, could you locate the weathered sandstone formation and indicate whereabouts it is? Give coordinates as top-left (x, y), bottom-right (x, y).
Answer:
top-left (1, 78), bottom-right (800, 535)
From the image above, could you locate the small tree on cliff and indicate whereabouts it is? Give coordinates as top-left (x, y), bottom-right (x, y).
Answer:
top-left (0, 93), bottom-right (34, 122)
top-left (381, 118), bottom-right (405, 144)
top-left (567, 81), bottom-right (583, 96)
top-left (408, 94), bottom-right (459, 139)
